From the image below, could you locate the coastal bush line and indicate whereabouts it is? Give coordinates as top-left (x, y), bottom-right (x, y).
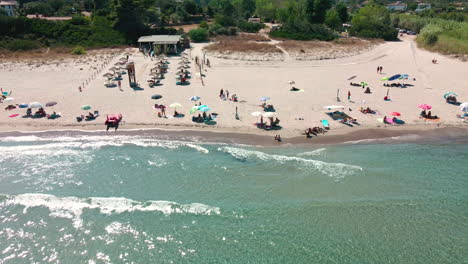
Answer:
top-left (393, 14), bottom-right (468, 54)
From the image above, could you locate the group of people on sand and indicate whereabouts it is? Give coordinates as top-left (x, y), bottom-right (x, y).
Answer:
top-left (383, 82), bottom-right (411, 87)
top-left (305, 127), bottom-right (325, 138)
top-left (219, 89), bottom-right (238, 102)
top-left (382, 116), bottom-right (399, 124)
top-left (258, 116), bottom-right (280, 129)
top-left (76, 111), bottom-right (98, 122)
top-left (193, 112), bottom-right (214, 123)
top-left (359, 107), bottom-right (375, 114)
top-left (420, 110), bottom-right (439, 119)
top-left (154, 104), bottom-right (167, 118)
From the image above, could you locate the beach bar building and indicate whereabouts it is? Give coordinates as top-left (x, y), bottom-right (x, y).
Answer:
top-left (137, 35), bottom-right (186, 55)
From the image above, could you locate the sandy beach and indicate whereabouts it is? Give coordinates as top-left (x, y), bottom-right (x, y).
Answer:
top-left (0, 35), bottom-right (467, 141)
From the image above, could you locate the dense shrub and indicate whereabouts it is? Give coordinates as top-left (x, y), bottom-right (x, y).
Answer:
top-left (4, 39), bottom-right (40, 51)
top-left (270, 20), bottom-right (336, 41)
top-left (71, 45), bottom-right (86, 54)
top-left (189, 28), bottom-right (209, 42)
top-left (237, 21), bottom-right (265, 33)
top-left (349, 4), bottom-right (398, 41)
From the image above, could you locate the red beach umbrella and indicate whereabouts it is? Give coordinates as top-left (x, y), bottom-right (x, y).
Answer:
top-left (389, 112), bottom-right (401, 116)
top-left (418, 104), bottom-right (432, 110)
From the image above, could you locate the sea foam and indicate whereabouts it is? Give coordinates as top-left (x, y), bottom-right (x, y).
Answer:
top-left (0, 135), bottom-right (210, 153)
top-left (218, 146), bottom-right (362, 179)
top-left (0, 193), bottom-right (221, 229)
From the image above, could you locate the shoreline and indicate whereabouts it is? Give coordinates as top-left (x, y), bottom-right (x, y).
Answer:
top-left (0, 123), bottom-right (466, 147)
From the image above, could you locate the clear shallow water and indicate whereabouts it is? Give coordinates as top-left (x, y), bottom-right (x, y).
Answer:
top-left (0, 135), bottom-right (466, 263)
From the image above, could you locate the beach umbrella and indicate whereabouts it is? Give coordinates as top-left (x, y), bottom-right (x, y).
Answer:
top-left (29, 102), bottom-right (43, 108)
top-left (81, 105), bottom-right (92, 110)
top-left (18, 103), bottom-right (29, 108)
top-left (197, 105), bottom-right (208, 110)
top-left (9, 114), bottom-right (19, 118)
top-left (151, 94), bottom-right (162, 100)
top-left (189, 96), bottom-right (201, 101)
top-left (443, 92), bottom-right (458, 99)
top-left (46, 101), bottom-right (57, 107)
top-left (189, 106), bottom-right (198, 114)
top-left (418, 104), bottom-right (432, 110)
top-left (103, 73), bottom-right (113, 78)
top-left (460, 102), bottom-right (468, 112)
top-left (388, 74), bottom-right (401, 81)
top-left (251, 111), bottom-right (263, 117)
top-left (389, 112), bottom-right (401, 116)
top-left (259, 97), bottom-right (270, 101)
top-left (381, 77), bottom-right (389, 81)
top-left (2, 92), bottom-right (8, 96)
top-left (360, 82), bottom-right (368, 86)
top-left (199, 107), bottom-right (211, 112)
top-left (324, 105), bottom-right (344, 110)
top-left (347, 75), bottom-right (357, 80)
top-left (399, 74), bottom-right (409, 79)
top-left (4, 97), bottom-right (14, 102)
top-left (263, 112), bottom-right (275, 117)
top-left (169, 103), bottom-right (182, 108)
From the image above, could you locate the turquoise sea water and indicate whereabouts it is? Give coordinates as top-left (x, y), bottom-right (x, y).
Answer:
top-left (0, 134), bottom-right (466, 263)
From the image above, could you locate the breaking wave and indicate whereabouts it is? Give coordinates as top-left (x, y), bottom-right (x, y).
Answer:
top-left (0, 193), bottom-right (221, 229)
top-left (218, 146), bottom-right (362, 179)
top-left (0, 135), bottom-right (210, 153)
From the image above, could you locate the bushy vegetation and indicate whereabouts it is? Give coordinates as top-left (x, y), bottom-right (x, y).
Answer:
top-left (394, 13), bottom-right (468, 54)
top-left (71, 45), bottom-right (86, 54)
top-left (189, 28), bottom-right (209, 42)
top-left (349, 3), bottom-right (398, 41)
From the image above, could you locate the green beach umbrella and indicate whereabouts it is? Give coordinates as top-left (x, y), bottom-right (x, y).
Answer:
top-left (81, 105), bottom-right (92, 110)
top-left (443, 92), bottom-right (458, 99)
top-left (381, 77), bottom-right (389, 81)
top-left (190, 106), bottom-right (198, 114)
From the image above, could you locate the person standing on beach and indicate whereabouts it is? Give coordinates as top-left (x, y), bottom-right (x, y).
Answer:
top-left (348, 91), bottom-right (351, 101)
top-left (226, 90), bottom-right (230, 99)
top-left (220, 89), bottom-right (224, 97)
top-left (377, 66), bottom-right (380, 73)
top-left (118, 80), bottom-right (121, 89)
top-left (380, 66), bottom-right (383, 74)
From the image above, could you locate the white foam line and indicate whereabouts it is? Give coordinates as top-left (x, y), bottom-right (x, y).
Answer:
top-left (0, 193), bottom-right (221, 229)
top-left (298, 148), bottom-right (327, 156)
top-left (218, 146), bottom-right (362, 179)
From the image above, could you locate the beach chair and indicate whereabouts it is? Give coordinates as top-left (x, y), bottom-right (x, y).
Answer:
top-left (321, 119), bottom-right (330, 130)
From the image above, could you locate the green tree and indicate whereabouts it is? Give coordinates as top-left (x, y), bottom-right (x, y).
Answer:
top-left (183, 0), bottom-right (198, 15)
top-left (189, 28), bottom-right (208, 42)
top-left (306, 0), bottom-right (332, 24)
top-left (25, 2), bottom-right (54, 16)
top-left (349, 3), bottom-right (397, 40)
top-left (408, 2), bottom-right (417, 11)
top-left (255, 0), bottom-right (274, 20)
top-left (114, 0), bottom-right (147, 41)
top-left (325, 9), bottom-right (341, 30)
top-left (336, 1), bottom-right (348, 23)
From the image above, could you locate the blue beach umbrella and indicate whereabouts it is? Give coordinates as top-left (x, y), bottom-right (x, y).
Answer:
top-left (259, 97), bottom-right (270, 101)
top-left (199, 107), bottom-right (212, 112)
top-left (443, 92), bottom-right (457, 99)
top-left (388, 74), bottom-right (401, 81)
top-left (189, 96), bottom-right (201, 101)
top-left (18, 104), bottom-right (29, 108)
top-left (197, 105), bottom-right (208, 110)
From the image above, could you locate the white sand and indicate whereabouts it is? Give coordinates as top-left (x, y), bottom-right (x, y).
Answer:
top-left (0, 36), bottom-right (466, 137)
